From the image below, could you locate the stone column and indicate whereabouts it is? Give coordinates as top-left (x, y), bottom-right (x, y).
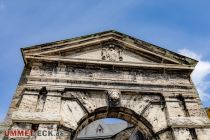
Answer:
top-left (165, 96), bottom-right (193, 140)
top-left (8, 91), bottom-right (38, 139)
top-left (36, 124), bottom-right (57, 140)
top-left (35, 91), bottom-right (62, 140)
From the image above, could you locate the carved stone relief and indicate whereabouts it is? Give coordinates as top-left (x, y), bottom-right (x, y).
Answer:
top-left (107, 89), bottom-right (121, 107)
top-left (101, 45), bottom-right (123, 61)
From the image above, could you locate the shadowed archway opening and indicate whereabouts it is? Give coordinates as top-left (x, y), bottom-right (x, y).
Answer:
top-left (72, 107), bottom-right (158, 140)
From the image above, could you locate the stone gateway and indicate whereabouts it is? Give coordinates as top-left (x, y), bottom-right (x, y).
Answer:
top-left (3, 30), bottom-right (210, 140)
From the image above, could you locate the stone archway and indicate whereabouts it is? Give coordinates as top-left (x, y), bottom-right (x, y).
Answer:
top-left (5, 30), bottom-right (210, 140)
top-left (57, 89), bottom-right (168, 140)
top-left (72, 107), bottom-right (158, 140)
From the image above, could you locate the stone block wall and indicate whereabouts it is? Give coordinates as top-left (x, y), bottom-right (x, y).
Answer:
top-left (3, 62), bottom-right (210, 140)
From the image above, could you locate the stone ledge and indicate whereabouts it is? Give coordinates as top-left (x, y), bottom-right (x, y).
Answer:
top-left (169, 117), bottom-right (210, 128)
top-left (25, 55), bottom-right (195, 70)
top-left (11, 111), bottom-right (61, 124)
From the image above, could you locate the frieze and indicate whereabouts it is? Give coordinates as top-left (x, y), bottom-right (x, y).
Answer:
top-left (29, 65), bottom-right (191, 86)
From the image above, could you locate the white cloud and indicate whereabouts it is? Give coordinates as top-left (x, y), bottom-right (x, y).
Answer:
top-left (178, 49), bottom-right (201, 60)
top-left (178, 49), bottom-right (210, 102)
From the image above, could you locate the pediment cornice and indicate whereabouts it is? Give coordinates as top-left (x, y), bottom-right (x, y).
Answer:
top-left (21, 30), bottom-right (198, 68)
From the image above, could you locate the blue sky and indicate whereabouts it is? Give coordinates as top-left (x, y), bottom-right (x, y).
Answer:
top-left (0, 0), bottom-right (210, 122)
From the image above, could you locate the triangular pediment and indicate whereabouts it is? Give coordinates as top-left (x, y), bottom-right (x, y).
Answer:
top-left (57, 44), bottom-right (156, 63)
top-left (21, 30), bottom-right (198, 67)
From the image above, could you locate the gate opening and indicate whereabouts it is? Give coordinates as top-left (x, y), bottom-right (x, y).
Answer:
top-left (76, 118), bottom-right (146, 140)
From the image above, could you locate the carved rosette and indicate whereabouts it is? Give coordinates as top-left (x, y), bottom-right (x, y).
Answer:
top-left (107, 89), bottom-right (121, 107)
top-left (101, 45), bottom-right (123, 61)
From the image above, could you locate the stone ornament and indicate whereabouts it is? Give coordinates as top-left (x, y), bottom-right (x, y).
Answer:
top-left (101, 45), bottom-right (123, 61)
top-left (107, 89), bottom-right (121, 107)
top-left (7, 30), bottom-right (210, 140)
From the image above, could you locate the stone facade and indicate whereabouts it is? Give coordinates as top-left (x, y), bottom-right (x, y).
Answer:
top-left (3, 30), bottom-right (210, 140)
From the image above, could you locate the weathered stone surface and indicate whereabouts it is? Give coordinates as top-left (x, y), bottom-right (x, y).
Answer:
top-left (19, 94), bottom-right (38, 112)
top-left (12, 111), bottom-right (61, 123)
top-left (121, 94), bottom-right (160, 115)
top-left (60, 100), bottom-right (86, 129)
top-left (0, 124), bottom-right (9, 139)
top-left (4, 30), bottom-right (210, 139)
top-left (36, 124), bottom-right (57, 140)
top-left (43, 96), bottom-right (61, 113)
top-left (169, 117), bottom-right (210, 128)
top-left (64, 91), bottom-right (107, 113)
top-left (173, 128), bottom-right (192, 140)
top-left (158, 131), bottom-right (173, 140)
top-left (56, 128), bottom-right (71, 140)
top-left (28, 67), bottom-right (192, 88)
top-left (196, 128), bottom-right (210, 140)
top-left (8, 123), bottom-right (33, 139)
top-left (143, 104), bottom-right (168, 133)
top-left (166, 102), bottom-right (186, 117)
top-left (185, 102), bottom-right (203, 117)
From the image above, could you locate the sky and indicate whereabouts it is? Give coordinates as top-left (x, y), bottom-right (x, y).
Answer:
top-left (0, 0), bottom-right (210, 122)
